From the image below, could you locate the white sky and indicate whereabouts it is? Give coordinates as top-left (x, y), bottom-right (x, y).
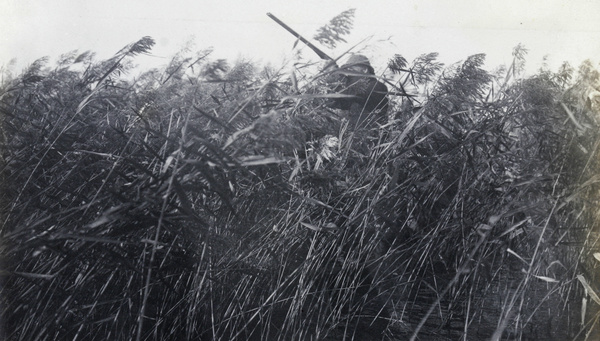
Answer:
top-left (1, 0), bottom-right (599, 77)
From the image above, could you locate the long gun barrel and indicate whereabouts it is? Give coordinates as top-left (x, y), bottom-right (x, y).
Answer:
top-left (267, 13), bottom-right (333, 61)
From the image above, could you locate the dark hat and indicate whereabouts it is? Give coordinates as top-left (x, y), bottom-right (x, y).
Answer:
top-left (343, 54), bottom-right (372, 68)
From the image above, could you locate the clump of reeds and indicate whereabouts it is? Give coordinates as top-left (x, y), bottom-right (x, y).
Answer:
top-left (1, 33), bottom-right (599, 341)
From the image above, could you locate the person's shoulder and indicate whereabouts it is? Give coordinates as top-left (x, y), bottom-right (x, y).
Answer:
top-left (376, 80), bottom-right (388, 91)
top-left (369, 78), bottom-right (388, 93)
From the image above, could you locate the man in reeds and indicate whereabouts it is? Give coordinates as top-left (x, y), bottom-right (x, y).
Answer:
top-left (325, 54), bottom-right (389, 128)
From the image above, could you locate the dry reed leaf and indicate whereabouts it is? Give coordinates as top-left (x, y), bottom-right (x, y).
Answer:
top-left (13, 271), bottom-right (55, 280)
top-left (577, 275), bottom-right (600, 305)
top-left (238, 155), bottom-right (290, 166)
top-left (531, 274), bottom-right (559, 283)
top-left (301, 222), bottom-right (322, 231)
top-left (300, 222), bottom-right (337, 232)
top-left (86, 215), bottom-right (112, 229)
top-left (582, 296), bottom-right (587, 327)
top-left (506, 248), bottom-right (528, 265)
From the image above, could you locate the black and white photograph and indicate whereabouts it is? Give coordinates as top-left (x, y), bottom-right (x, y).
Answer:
top-left (1, 1), bottom-right (600, 339)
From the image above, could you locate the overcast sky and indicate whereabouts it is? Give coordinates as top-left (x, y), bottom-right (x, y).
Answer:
top-left (2, 0), bottom-right (599, 77)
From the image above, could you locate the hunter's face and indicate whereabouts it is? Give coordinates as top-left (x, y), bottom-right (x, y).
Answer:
top-left (348, 65), bottom-right (370, 74)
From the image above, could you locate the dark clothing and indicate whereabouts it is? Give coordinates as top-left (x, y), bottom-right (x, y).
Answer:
top-left (325, 67), bottom-right (389, 127)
